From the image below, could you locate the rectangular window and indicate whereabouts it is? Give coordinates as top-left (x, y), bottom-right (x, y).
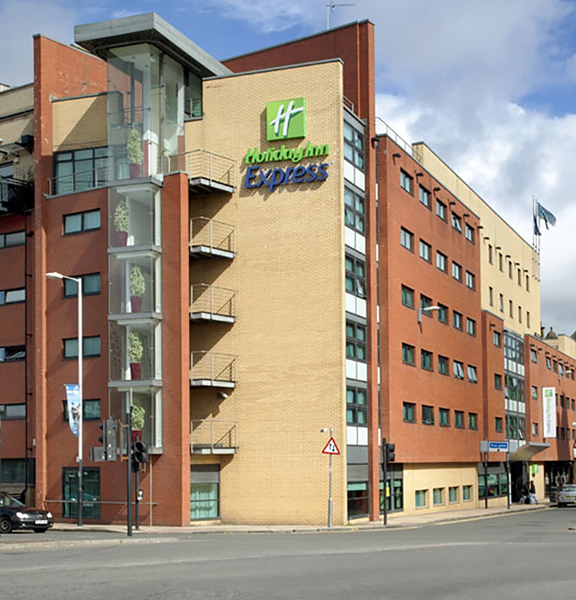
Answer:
top-left (436, 251), bottom-right (447, 273)
top-left (433, 488), bottom-right (444, 506)
top-left (54, 147), bottom-right (108, 195)
top-left (438, 355), bottom-right (449, 375)
top-left (419, 186), bottom-right (431, 208)
top-left (421, 349), bottom-right (433, 371)
top-left (63, 399), bottom-right (101, 421)
top-left (489, 286), bottom-right (494, 306)
top-left (436, 200), bottom-right (447, 221)
top-left (469, 412), bottom-right (478, 430)
top-left (63, 336), bottom-right (101, 359)
top-left (346, 388), bottom-right (367, 426)
top-left (526, 275), bottom-right (530, 292)
top-left (455, 411), bottom-right (465, 429)
top-left (0, 230), bottom-right (25, 249)
top-left (400, 227), bottom-right (414, 251)
top-left (401, 285), bottom-right (414, 309)
top-left (467, 365), bottom-right (478, 383)
top-left (0, 345), bottom-right (26, 362)
top-left (0, 288), bottom-right (25, 305)
top-left (494, 374), bottom-right (503, 390)
top-left (498, 253), bottom-right (503, 271)
top-left (437, 304), bottom-right (448, 324)
top-left (400, 170), bottom-right (413, 194)
top-left (403, 402), bottom-right (416, 423)
top-left (62, 467), bottom-right (100, 519)
top-left (493, 331), bottom-right (501, 347)
top-left (419, 239), bottom-right (432, 263)
top-left (517, 268), bottom-right (522, 286)
top-left (465, 224), bottom-right (475, 243)
top-left (465, 271), bottom-right (475, 290)
top-left (346, 322), bottom-right (367, 362)
top-left (347, 482), bottom-right (369, 519)
top-left (451, 213), bottom-right (462, 233)
top-left (345, 256), bottom-right (366, 299)
top-left (402, 343), bottom-right (415, 366)
top-left (463, 485), bottom-right (472, 501)
top-left (546, 357), bottom-right (551, 369)
top-left (439, 408), bottom-right (450, 427)
top-left (488, 245), bottom-right (493, 264)
top-left (466, 318), bottom-right (476, 336)
top-left (420, 295), bottom-right (433, 312)
top-left (527, 311), bottom-right (531, 329)
top-left (344, 188), bottom-right (365, 235)
top-left (415, 489), bottom-right (428, 508)
top-left (509, 300), bottom-right (514, 318)
top-left (532, 422), bottom-right (539, 436)
top-left (449, 486), bottom-right (459, 503)
top-left (518, 306), bottom-right (522, 323)
top-left (0, 403), bottom-right (26, 419)
top-left (495, 417), bottom-right (503, 433)
top-left (453, 361), bottom-right (464, 379)
top-left (532, 386), bottom-right (538, 400)
top-left (344, 124), bottom-right (364, 170)
top-left (422, 405), bottom-right (434, 425)
top-left (508, 261), bottom-right (513, 279)
top-left (64, 209), bottom-right (101, 235)
top-left (190, 481), bottom-right (220, 520)
top-left (531, 349), bottom-right (537, 363)
top-left (63, 274), bottom-right (101, 298)
top-left (452, 262), bottom-right (462, 282)
top-left (453, 311), bottom-right (463, 330)
top-left (499, 293), bottom-right (504, 312)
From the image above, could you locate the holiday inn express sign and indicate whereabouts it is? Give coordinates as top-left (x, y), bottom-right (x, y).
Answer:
top-left (244, 98), bottom-right (330, 191)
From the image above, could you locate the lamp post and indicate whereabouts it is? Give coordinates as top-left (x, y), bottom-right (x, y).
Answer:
top-left (46, 271), bottom-right (83, 526)
top-left (417, 305), bottom-right (442, 324)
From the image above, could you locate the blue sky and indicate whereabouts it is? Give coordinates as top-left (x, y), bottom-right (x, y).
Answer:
top-left (2, 0), bottom-right (576, 334)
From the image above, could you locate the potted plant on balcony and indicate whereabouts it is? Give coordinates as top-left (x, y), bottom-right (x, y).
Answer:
top-left (113, 199), bottom-right (129, 246)
top-left (128, 331), bottom-right (144, 380)
top-left (130, 265), bottom-right (146, 313)
top-left (127, 128), bottom-right (143, 178)
top-left (131, 401), bottom-right (145, 442)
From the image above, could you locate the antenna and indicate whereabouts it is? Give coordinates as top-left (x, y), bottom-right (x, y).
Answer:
top-left (326, 3), bottom-right (356, 30)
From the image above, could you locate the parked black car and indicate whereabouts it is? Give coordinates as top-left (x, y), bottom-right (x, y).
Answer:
top-left (0, 492), bottom-right (54, 533)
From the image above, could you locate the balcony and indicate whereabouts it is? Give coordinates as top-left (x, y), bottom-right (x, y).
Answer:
top-left (190, 419), bottom-right (238, 455)
top-left (189, 217), bottom-right (235, 259)
top-left (190, 352), bottom-right (237, 388)
top-left (190, 284), bottom-right (236, 324)
top-left (47, 165), bottom-right (109, 197)
top-left (166, 149), bottom-right (235, 194)
top-left (0, 177), bottom-right (33, 215)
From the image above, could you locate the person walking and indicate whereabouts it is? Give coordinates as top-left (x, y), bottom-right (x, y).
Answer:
top-left (529, 480), bottom-right (538, 504)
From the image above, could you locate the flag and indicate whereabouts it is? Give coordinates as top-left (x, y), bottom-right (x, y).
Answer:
top-left (533, 215), bottom-right (541, 236)
top-left (536, 201), bottom-right (556, 229)
top-left (65, 383), bottom-right (81, 437)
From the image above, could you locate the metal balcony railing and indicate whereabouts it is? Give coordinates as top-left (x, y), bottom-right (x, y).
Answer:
top-left (166, 149), bottom-right (236, 190)
top-left (189, 217), bottom-right (236, 258)
top-left (0, 176), bottom-right (33, 213)
top-left (190, 352), bottom-right (237, 388)
top-left (190, 419), bottom-right (238, 454)
top-left (47, 165), bottom-right (110, 197)
top-left (190, 284), bottom-right (236, 323)
top-left (375, 117), bottom-right (422, 164)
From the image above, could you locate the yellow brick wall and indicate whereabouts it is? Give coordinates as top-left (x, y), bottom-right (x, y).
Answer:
top-left (0, 84), bottom-right (33, 118)
top-left (186, 61), bottom-right (347, 525)
top-left (52, 94), bottom-right (107, 151)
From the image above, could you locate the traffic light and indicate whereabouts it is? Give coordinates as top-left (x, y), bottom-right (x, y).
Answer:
top-left (131, 440), bottom-right (149, 472)
top-left (386, 442), bottom-right (396, 463)
top-left (97, 419), bottom-right (118, 462)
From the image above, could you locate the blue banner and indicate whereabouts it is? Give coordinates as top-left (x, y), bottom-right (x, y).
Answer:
top-left (65, 384), bottom-right (80, 437)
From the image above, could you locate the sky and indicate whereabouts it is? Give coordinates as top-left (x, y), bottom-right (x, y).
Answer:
top-left (1, 0), bottom-right (575, 335)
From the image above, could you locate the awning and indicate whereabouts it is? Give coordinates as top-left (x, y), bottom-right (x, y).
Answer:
top-left (509, 442), bottom-right (550, 462)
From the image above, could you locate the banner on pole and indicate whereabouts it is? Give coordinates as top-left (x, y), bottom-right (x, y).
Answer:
top-left (542, 387), bottom-right (556, 438)
top-left (65, 383), bottom-right (80, 437)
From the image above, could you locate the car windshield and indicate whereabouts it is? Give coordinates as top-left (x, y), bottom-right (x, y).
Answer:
top-left (0, 492), bottom-right (25, 507)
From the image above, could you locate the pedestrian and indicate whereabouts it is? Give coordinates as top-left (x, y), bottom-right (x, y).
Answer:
top-left (529, 480), bottom-right (538, 504)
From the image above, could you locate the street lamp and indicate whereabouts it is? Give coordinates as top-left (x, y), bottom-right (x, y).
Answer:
top-left (417, 305), bottom-right (441, 324)
top-left (46, 271), bottom-right (83, 527)
top-left (321, 427), bottom-right (334, 528)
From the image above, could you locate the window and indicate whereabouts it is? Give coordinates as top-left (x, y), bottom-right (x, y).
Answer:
top-left (433, 488), bottom-right (444, 506)
top-left (402, 343), bottom-right (415, 366)
top-left (191, 477), bottom-right (220, 521)
top-left (463, 485), bottom-right (472, 501)
top-left (0, 403), bottom-right (26, 419)
top-left (64, 209), bottom-right (101, 235)
top-left (498, 253), bottom-right (503, 271)
top-left (346, 388), bottom-right (367, 425)
top-left (343, 123), bottom-right (364, 170)
top-left (63, 467), bottom-right (100, 519)
top-left (54, 147), bottom-right (108, 195)
top-left (401, 285), bottom-right (414, 309)
top-left (451, 213), bottom-right (462, 233)
top-left (531, 349), bottom-right (537, 363)
top-left (518, 306), bottom-right (522, 323)
top-left (437, 304), bottom-right (448, 324)
top-left (499, 293), bottom-right (504, 312)
top-left (63, 274), bottom-right (101, 298)
top-left (489, 286), bottom-right (494, 306)
top-left (421, 349), bottom-right (433, 371)
top-left (531, 386), bottom-right (538, 400)
top-left (453, 361), bottom-right (464, 379)
top-left (403, 402), bottom-right (416, 423)
top-left (0, 345), bottom-right (26, 362)
top-left (345, 256), bottom-right (366, 298)
top-left (63, 399), bottom-right (101, 421)
top-left (488, 245), bottom-right (493, 264)
top-left (467, 365), bottom-right (478, 383)
top-left (0, 230), bottom-right (25, 249)
top-left (449, 486), bottom-right (459, 503)
top-left (419, 186), bottom-right (431, 208)
top-left (465, 224), bottom-right (475, 243)
top-left (0, 288), bottom-right (25, 305)
top-left (419, 240), bottom-right (431, 263)
top-left (453, 311), bottom-right (463, 330)
top-left (400, 227), bottom-right (414, 251)
top-left (63, 336), bottom-right (101, 359)
top-left (455, 411), bottom-right (465, 429)
top-left (344, 188), bottom-right (365, 234)
top-left (422, 405), bottom-right (434, 425)
top-left (438, 355), bottom-right (449, 375)
top-left (466, 318), bottom-right (476, 336)
top-left (346, 322), bottom-right (366, 362)
top-left (508, 261), bottom-right (513, 279)
top-left (494, 374), bottom-right (503, 390)
top-left (527, 311), bottom-right (531, 329)
top-left (420, 295), bottom-right (433, 312)
top-left (400, 170), bottom-right (413, 194)
top-left (465, 271), bottom-right (475, 290)
top-left (532, 422), bottom-right (539, 436)
top-left (439, 408), bottom-right (450, 427)
top-left (415, 489), bottom-right (428, 508)
top-left (526, 275), bottom-right (530, 292)
top-left (517, 268), bottom-right (522, 286)
top-left (509, 300), bottom-right (514, 318)
top-left (436, 200), bottom-right (447, 221)
top-left (452, 262), bottom-right (462, 281)
top-left (495, 417), bottom-right (503, 433)
top-left (436, 251), bottom-right (447, 273)
top-left (546, 356), bottom-right (551, 369)
top-left (493, 331), bottom-right (501, 347)
top-left (469, 413), bottom-right (478, 430)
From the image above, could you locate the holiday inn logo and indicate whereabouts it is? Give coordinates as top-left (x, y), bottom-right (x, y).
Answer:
top-left (267, 98), bottom-right (306, 141)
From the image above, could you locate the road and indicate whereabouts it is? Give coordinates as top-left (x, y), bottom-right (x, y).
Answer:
top-left (1, 508), bottom-right (575, 600)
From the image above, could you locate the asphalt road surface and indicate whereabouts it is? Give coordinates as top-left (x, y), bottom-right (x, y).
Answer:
top-left (1, 508), bottom-right (575, 600)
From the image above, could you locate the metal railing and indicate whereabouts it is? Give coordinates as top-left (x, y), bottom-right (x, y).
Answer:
top-left (166, 149), bottom-right (236, 188)
top-left (191, 284), bottom-right (236, 319)
top-left (190, 419), bottom-right (238, 453)
top-left (343, 96), bottom-right (355, 113)
top-left (47, 165), bottom-right (110, 197)
top-left (189, 217), bottom-right (236, 254)
top-left (0, 176), bottom-right (33, 212)
top-left (376, 117), bottom-right (422, 163)
top-left (190, 351), bottom-right (237, 384)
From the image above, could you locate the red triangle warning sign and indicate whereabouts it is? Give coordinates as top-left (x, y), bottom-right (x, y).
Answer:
top-left (322, 437), bottom-right (340, 455)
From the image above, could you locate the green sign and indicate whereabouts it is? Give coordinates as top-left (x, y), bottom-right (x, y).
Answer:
top-left (267, 98), bottom-right (306, 141)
